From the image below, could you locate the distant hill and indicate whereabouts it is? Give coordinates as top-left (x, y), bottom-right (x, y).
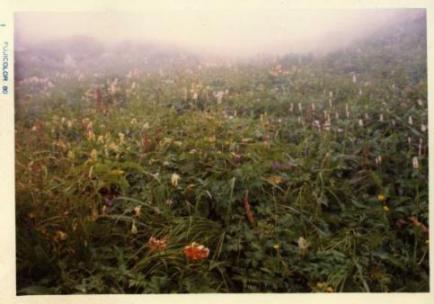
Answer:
top-left (321, 12), bottom-right (427, 83)
top-left (15, 36), bottom-right (201, 80)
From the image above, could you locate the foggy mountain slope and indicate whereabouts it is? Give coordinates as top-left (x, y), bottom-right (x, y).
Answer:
top-left (15, 36), bottom-right (202, 81)
top-left (317, 13), bottom-right (427, 83)
top-left (15, 11), bottom-right (426, 83)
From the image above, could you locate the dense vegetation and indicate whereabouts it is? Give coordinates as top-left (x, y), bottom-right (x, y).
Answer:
top-left (15, 15), bottom-right (428, 294)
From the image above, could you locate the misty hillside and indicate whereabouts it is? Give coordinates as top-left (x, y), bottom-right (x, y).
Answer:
top-left (321, 13), bottom-right (426, 83)
top-left (15, 13), bottom-right (426, 83)
top-left (15, 36), bottom-right (201, 81)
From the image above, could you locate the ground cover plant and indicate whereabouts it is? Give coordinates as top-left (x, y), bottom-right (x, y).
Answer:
top-left (15, 13), bottom-right (428, 293)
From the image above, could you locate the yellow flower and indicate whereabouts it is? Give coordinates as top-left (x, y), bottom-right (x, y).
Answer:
top-left (377, 194), bottom-right (385, 202)
top-left (110, 169), bottom-right (125, 176)
top-left (171, 173), bottom-right (181, 187)
top-left (273, 243), bottom-right (280, 250)
top-left (54, 230), bottom-right (68, 241)
top-left (383, 205), bottom-right (390, 212)
top-left (267, 175), bottom-right (283, 185)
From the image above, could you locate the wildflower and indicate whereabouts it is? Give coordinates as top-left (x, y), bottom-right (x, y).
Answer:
top-left (118, 132), bottom-right (125, 143)
top-left (184, 242), bottom-right (210, 261)
top-left (133, 206), bottom-right (141, 217)
top-left (316, 282), bottom-right (334, 292)
top-left (412, 156), bottom-right (419, 169)
top-left (54, 230), bottom-right (68, 241)
top-left (267, 175), bottom-right (284, 185)
top-left (232, 153), bottom-right (242, 163)
top-left (85, 121), bottom-right (93, 131)
top-left (352, 73), bottom-right (357, 83)
top-left (67, 150), bottom-right (75, 160)
top-left (148, 236), bottom-right (167, 252)
top-left (90, 208), bottom-right (99, 221)
top-left (409, 216), bottom-right (429, 234)
top-left (383, 205), bottom-right (390, 212)
top-left (97, 135), bottom-right (105, 144)
top-left (379, 113), bottom-right (384, 122)
top-left (358, 119), bottom-right (364, 127)
top-left (90, 149), bottom-right (98, 161)
top-left (408, 116), bottom-right (413, 125)
top-left (108, 142), bottom-right (120, 153)
top-left (418, 138), bottom-right (423, 156)
top-left (375, 155), bottom-right (382, 166)
top-left (87, 130), bottom-right (96, 141)
top-left (377, 194), bottom-right (385, 202)
top-left (273, 243), bottom-right (280, 250)
top-left (130, 118), bottom-right (137, 125)
top-left (421, 124), bottom-right (427, 132)
top-left (297, 236), bottom-right (309, 256)
top-left (171, 173), bottom-right (181, 187)
top-left (289, 103), bottom-right (294, 112)
top-left (131, 220), bottom-right (138, 234)
top-left (67, 120), bottom-right (73, 128)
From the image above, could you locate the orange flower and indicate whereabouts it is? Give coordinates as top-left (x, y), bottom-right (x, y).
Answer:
top-left (148, 236), bottom-right (167, 252)
top-left (184, 242), bottom-right (210, 261)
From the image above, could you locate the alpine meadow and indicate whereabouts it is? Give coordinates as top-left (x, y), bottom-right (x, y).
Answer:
top-left (15, 10), bottom-right (428, 294)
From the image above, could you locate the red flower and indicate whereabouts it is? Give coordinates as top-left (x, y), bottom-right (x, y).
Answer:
top-left (183, 242), bottom-right (210, 261)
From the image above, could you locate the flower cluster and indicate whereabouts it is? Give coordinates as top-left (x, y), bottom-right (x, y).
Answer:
top-left (148, 236), bottom-right (168, 252)
top-left (183, 242), bottom-right (210, 261)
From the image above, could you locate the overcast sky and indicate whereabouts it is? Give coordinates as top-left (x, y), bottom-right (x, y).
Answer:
top-left (15, 9), bottom-right (423, 57)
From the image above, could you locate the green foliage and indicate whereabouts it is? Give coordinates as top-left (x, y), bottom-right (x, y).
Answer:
top-left (15, 17), bottom-right (428, 293)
